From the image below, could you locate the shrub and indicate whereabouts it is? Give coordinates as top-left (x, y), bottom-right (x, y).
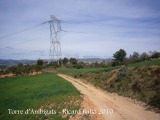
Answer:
top-left (115, 66), bottom-right (127, 82)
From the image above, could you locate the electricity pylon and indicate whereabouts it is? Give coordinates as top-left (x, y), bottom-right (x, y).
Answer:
top-left (48, 15), bottom-right (62, 64)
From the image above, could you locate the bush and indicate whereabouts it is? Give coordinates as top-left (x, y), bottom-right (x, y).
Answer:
top-left (115, 66), bottom-right (127, 82)
top-left (2, 63), bottom-right (41, 76)
top-left (76, 62), bottom-right (85, 69)
top-left (37, 59), bottom-right (43, 66)
top-left (149, 95), bottom-right (160, 108)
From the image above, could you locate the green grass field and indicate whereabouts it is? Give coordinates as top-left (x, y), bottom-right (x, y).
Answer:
top-left (59, 66), bottom-right (120, 74)
top-left (59, 59), bottom-right (160, 75)
top-left (0, 74), bottom-right (82, 120)
top-left (128, 59), bottom-right (160, 67)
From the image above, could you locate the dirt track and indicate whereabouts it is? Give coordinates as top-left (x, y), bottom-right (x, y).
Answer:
top-left (58, 74), bottom-right (160, 120)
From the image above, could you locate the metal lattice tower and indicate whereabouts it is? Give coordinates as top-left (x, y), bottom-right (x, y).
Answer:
top-left (48, 15), bottom-right (62, 63)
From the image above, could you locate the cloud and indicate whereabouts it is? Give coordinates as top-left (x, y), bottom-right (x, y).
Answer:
top-left (5, 46), bottom-right (15, 49)
top-left (0, 0), bottom-right (160, 59)
top-left (31, 50), bottom-right (45, 53)
top-left (12, 52), bottom-right (25, 55)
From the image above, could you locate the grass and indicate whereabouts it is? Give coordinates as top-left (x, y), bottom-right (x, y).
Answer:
top-left (59, 59), bottom-right (160, 75)
top-left (59, 66), bottom-right (120, 74)
top-left (0, 74), bottom-right (82, 120)
top-left (128, 59), bottom-right (160, 67)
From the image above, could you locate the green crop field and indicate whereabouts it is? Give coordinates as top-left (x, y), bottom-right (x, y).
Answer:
top-left (0, 74), bottom-right (82, 120)
top-left (60, 59), bottom-right (160, 75)
top-left (128, 59), bottom-right (160, 67)
top-left (59, 66), bottom-right (120, 74)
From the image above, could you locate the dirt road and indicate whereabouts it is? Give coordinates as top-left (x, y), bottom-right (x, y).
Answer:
top-left (58, 74), bottom-right (160, 120)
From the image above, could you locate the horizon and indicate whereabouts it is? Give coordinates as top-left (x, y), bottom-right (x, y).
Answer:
top-left (0, 57), bottom-right (112, 61)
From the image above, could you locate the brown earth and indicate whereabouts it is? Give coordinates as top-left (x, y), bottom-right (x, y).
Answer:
top-left (69, 96), bottom-right (105, 120)
top-left (0, 71), bottom-right (42, 78)
top-left (0, 73), bottom-right (16, 78)
top-left (58, 74), bottom-right (160, 120)
top-left (29, 71), bottom-right (41, 75)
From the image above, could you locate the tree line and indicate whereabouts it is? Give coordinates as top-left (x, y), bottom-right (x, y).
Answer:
top-left (0, 50), bottom-right (160, 76)
top-left (112, 49), bottom-right (160, 66)
top-left (49, 49), bottom-right (160, 68)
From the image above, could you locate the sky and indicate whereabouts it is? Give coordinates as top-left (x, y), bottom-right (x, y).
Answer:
top-left (0, 0), bottom-right (160, 60)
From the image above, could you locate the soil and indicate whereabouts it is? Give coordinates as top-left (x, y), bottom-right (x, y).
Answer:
top-left (0, 71), bottom-right (42, 78)
top-left (69, 96), bottom-right (105, 120)
top-left (0, 73), bottom-right (16, 78)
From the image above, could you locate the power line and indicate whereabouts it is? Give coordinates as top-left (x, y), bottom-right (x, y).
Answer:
top-left (0, 23), bottom-right (44, 39)
top-left (0, 18), bottom-right (110, 40)
top-left (62, 19), bottom-right (110, 24)
top-left (0, 22), bottom-right (77, 40)
top-left (62, 30), bottom-right (92, 34)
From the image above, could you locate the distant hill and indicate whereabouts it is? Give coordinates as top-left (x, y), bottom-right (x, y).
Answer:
top-left (0, 58), bottom-right (112, 66)
top-left (0, 59), bottom-right (36, 66)
top-left (78, 58), bottom-right (112, 63)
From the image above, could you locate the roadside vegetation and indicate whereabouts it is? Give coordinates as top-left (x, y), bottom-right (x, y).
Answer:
top-left (58, 50), bottom-right (160, 110)
top-left (62, 59), bottom-right (160, 109)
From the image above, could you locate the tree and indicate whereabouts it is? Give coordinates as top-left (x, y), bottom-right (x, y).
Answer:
top-left (141, 52), bottom-right (149, 61)
top-left (132, 52), bottom-right (139, 59)
top-left (37, 59), bottom-right (43, 66)
top-left (18, 63), bottom-right (23, 67)
top-left (99, 61), bottom-right (107, 68)
top-left (69, 58), bottom-right (78, 65)
top-left (128, 51), bottom-right (142, 63)
top-left (76, 62), bottom-right (85, 69)
top-left (24, 64), bottom-right (32, 74)
top-left (63, 57), bottom-right (69, 65)
top-left (48, 61), bottom-right (60, 68)
top-left (151, 51), bottom-right (160, 59)
top-left (113, 49), bottom-right (127, 63)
